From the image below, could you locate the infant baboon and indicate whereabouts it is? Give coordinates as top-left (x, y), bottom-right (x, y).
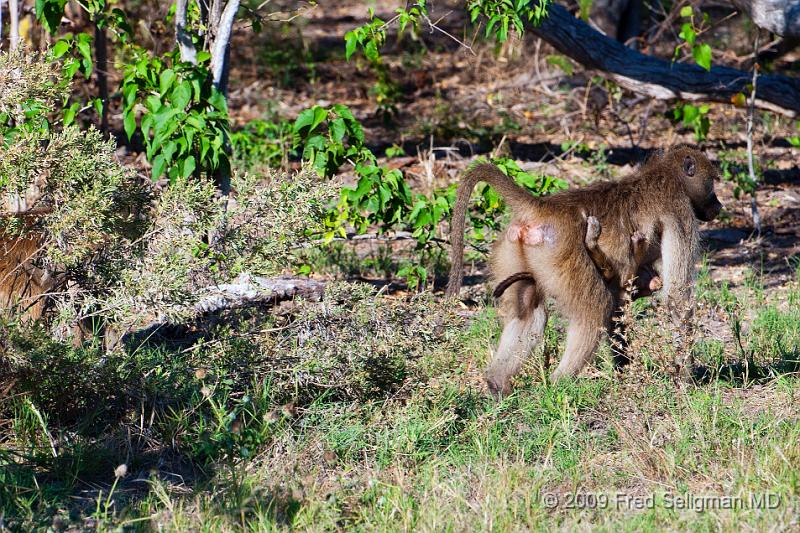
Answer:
top-left (447, 145), bottom-right (722, 397)
top-left (498, 215), bottom-right (663, 300)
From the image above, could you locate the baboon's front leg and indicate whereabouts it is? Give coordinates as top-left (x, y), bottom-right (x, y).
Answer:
top-left (659, 221), bottom-right (698, 380)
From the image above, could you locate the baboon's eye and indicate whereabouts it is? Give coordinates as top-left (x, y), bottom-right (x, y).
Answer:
top-left (683, 156), bottom-right (696, 176)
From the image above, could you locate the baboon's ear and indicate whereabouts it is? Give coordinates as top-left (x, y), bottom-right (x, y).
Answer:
top-left (683, 155), bottom-right (696, 177)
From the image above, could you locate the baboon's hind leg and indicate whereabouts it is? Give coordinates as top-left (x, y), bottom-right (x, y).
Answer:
top-left (485, 282), bottom-right (547, 399)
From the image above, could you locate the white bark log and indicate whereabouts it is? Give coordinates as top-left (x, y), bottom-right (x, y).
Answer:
top-left (118, 273), bottom-right (326, 346)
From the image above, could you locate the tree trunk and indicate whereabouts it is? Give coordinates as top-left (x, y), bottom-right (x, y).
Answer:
top-left (9, 0), bottom-right (19, 51)
top-left (94, 20), bottom-right (109, 134)
top-left (532, 4), bottom-right (800, 117)
top-left (175, 0), bottom-right (197, 64)
top-left (209, 0), bottom-right (239, 95)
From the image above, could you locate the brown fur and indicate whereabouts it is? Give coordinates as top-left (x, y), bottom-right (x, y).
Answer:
top-left (447, 145), bottom-right (722, 396)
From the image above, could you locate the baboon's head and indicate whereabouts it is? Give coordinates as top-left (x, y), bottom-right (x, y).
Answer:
top-left (670, 145), bottom-right (723, 222)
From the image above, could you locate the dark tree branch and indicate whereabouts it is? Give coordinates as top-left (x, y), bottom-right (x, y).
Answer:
top-left (532, 4), bottom-right (800, 117)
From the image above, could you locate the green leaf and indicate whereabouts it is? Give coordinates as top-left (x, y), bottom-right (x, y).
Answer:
top-left (63, 58), bottom-right (80, 80)
top-left (693, 43), bottom-right (712, 71)
top-left (182, 155), bottom-right (196, 178)
top-left (75, 36), bottom-right (93, 76)
top-left (171, 81), bottom-right (192, 110)
top-left (208, 90), bottom-right (228, 112)
top-left (159, 69), bottom-right (176, 95)
top-left (329, 118), bottom-right (346, 142)
top-left (52, 39), bottom-right (70, 58)
top-left (345, 32), bottom-right (358, 61)
top-left (332, 104), bottom-right (355, 121)
top-left (123, 109), bottom-right (136, 140)
top-left (123, 82), bottom-right (138, 108)
top-left (679, 23), bottom-right (695, 46)
top-left (36, 0), bottom-right (68, 34)
top-left (365, 40), bottom-right (380, 62)
top-left (294, 106), bottom-right (324, 134)
top-left (151, 154), bottom-right (167, 180)
top-left (680, 6), bottom-right (693, 17)
top-left (63, 102), bottom-right (80, 127)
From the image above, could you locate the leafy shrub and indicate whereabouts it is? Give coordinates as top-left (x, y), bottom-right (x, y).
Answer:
top-left (291, 103), bottom-right (566, 252)
top-left (467, 0), bottom-right (551, 42)
top-left (0, 126), bottom-right (149, 270)
top-left (82, 168), bottom-right (338, 329)
top-left (231, 117), bottom-right (294, 170)
top-left (674, 5), bottom-right (712, 71)
top-left (0, 49), bottom-right (66, 136)
top-left (121, 49), bottom-right (230, 182)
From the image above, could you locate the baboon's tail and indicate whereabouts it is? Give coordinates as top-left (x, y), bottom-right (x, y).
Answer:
top-left (492, 272), bottom-right (537, 300)
top-left (446, 163), bottom-right (535, 297)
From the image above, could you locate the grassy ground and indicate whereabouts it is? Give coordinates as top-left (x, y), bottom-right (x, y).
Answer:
top-left (2, 259), bottom-right (799, 531)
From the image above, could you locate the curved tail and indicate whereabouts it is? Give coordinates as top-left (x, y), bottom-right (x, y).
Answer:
top-left (446, 163), bottom-right (535, 297)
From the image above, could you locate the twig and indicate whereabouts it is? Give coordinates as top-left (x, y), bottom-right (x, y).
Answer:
top-left (533, 38), bottom-right (555, 96)
top-left (746, 32), bottom-right (761, 237)
top-left (422, 10), bottom-right (476, 55)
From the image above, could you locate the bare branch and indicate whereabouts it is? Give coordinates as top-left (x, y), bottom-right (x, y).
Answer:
top-left (746, 33), bottom-right (762, 236)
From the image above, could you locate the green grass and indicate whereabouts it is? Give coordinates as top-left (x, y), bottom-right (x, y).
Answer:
top-left (1, 275), bottom-right (799, 531)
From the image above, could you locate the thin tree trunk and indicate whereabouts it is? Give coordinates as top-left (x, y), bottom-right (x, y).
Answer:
top-left (208, 0), bottom-right (239, 200)
top-left (746, 34), bottom-right (762, 236)
top-left (210, 0), bottom-right (239, 95)
top-left (9, 0), bottom-right (19, 51)
top-left (94, 20), bottom-right (109, 134)
top-left (175, 0), bottom-right (197, 64)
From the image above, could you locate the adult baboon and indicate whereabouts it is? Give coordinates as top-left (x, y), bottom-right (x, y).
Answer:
top-left (447, 146), bottom-right (722, 396)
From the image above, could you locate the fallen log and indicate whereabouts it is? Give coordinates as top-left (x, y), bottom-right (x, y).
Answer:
top-left (192, 273), bottom-right (326, 315)
top-left (117, 273), bottom-right (326, 347)
top-left (532, 4), bottom-right (800, 117)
